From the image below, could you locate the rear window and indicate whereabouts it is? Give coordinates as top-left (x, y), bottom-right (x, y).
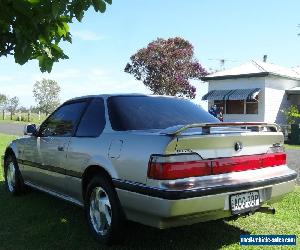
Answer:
top-left (108, 96), bottom-right (219, 131)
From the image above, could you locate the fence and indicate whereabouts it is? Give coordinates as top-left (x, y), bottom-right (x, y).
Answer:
top-left (280, 124), bottom-right (291, 142)
top-left (1, 111), bottom-right (47, 124)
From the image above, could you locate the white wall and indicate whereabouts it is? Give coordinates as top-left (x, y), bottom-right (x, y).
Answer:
top-left (207, 77), bottom-right (265, 122)
top-left (264, 76), bottom-right (299, 124)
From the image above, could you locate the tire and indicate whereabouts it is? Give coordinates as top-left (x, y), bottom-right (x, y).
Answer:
top-left (84, 175), bottom-right (125, 245)
top-left (4, 153), bottom-right (25, 195)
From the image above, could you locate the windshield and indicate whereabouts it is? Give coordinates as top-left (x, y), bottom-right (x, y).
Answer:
top-left (107, 96), bottom-right (219, 131)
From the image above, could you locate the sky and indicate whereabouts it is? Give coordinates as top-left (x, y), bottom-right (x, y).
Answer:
top-left (1, 0), bottom-right (300, 109)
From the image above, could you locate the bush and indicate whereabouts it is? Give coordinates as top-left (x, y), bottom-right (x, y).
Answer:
top-left (284, 105), bottom-right (300, 124)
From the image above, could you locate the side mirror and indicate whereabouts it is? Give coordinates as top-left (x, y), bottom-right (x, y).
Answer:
top-left (24, 124), bottom-right (37, 136)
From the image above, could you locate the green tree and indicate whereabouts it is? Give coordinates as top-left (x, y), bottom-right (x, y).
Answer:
top-left (33, 79), bottom-right (61, 115)
top-left (0, 94), bottom-right (8, 108)
top-left (284, 105), bottom-right (300, 124)
top-left (0, 0), bottom-right (112, 72)
top-left (125, 37), bottom-right (207, 99)
top-left (7, 96), bottom-right (20, 120)
top-left (0, 94), bottom-right (8, 119)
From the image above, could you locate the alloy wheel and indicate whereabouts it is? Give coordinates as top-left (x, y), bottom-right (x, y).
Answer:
top-left (89, 187), bottom-right (112, 236)
top-left (6, 162), bottom-right (16, 192)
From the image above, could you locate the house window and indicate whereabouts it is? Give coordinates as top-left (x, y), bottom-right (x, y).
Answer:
top-left (214, 99), bottom-right (259, 115)
top-left (213, 100), bottom-right (225, 110)
top-left (226, 100), bottom-right (244, 114)
top-left (246, 101), bottom-right (258, 114)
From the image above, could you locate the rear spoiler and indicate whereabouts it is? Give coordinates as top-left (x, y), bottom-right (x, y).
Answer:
top-left (160, 122), bottom-right (280, 136)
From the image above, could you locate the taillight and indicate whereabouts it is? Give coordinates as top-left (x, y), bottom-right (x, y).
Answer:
top-left (262, 153), bottom-right (286, 167)
top-left (147, 154), bottom-right (211, 180)
top-left (212, 155), bottom-right (262, 174)
top-left (147, 152), bottom-right (287, 180)
top-left (212, 153), bottom-right (286, 174)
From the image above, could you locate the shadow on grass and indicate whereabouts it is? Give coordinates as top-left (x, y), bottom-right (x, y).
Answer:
top-left (0, 182), bottom-right (249, 250)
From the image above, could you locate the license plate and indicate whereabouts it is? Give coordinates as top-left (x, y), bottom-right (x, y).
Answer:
top-left (230, 191), bottom-right (260, 215)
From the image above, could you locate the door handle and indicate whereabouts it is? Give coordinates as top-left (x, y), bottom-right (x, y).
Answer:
top-left (57, 146), bottom-right (64, 151)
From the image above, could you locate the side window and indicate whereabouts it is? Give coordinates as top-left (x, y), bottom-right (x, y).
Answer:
top-left (39, 101), bottom-right (87, 137)
top-left (76, 98), bottom-right (106, 137)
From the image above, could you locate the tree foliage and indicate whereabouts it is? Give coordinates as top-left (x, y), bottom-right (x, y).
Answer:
top-left (6, 96), bottom-right (19, 115)
top-left (284, 105), bottom-right (300, 124)
top-left (0, 0), bottom-right (112, 72)
top-left (125, 37), bottom-right (207, 99)
top-left (33, 79), bottom-right (61, 115)
top-left (0, 94), bottom-right (8, 108)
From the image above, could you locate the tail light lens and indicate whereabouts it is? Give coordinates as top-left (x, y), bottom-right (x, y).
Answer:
top-left (148, 152), bottom-right (286, 180)
top-left (147, 154), bottom-right (211, 180)
top-left (212, 152), bottom-right (286, 174)
top-left (263, 153), bottom-right (286, 167)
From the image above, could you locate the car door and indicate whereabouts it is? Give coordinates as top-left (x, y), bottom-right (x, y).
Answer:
top-left (63, 97), bottom-right (107, 201)
top-left (35, 100), bottom-right (88, 194)
top-left (19, 134), bottom-right (43, 184)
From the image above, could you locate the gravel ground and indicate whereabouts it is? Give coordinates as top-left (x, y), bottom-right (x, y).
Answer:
top-left (0, 122), bottom-right (298, 184)
top-left (286, 149), bottom-right (300, 185)
top-left (0, 122), bottom-right (25, 136)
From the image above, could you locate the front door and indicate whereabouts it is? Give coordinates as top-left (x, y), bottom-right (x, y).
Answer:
top-left (34, 100), bottom-right (88, 194)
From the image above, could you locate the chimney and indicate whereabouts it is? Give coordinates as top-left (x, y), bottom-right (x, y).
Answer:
top-left (263, 55), bottom-right (267, 62)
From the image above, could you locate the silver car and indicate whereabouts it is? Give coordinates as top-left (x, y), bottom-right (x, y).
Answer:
top-left (2, 94), bottom-right (297, 244)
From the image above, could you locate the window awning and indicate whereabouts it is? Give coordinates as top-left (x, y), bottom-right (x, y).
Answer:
top-left (202, 88), bottom-right (261, 101)
top-left (201, 90), bottom-right (232, 100)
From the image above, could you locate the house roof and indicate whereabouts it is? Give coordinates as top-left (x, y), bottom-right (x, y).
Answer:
top-left (201, 60), bottom-right (300, 81)
top-left (286, 86), bottom-right (300, 94)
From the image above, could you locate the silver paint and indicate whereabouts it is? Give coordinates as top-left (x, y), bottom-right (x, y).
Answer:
top-left (2, 94), bottom-right (296, 229)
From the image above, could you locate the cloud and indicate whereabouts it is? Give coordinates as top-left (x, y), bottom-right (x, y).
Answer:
top-left (32, 68), bottom-right (82, 82)
top-left (0, 75), bottom-right (15, 82)
top-left (0, 67), bottom-right (208, 110)
top-left (72, 30), bottom-right (106, 41)
top-left (59, 68), bottom-right (151, 100)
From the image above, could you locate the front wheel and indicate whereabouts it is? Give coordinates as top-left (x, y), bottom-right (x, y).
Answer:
top-left (85, 175), bottom-right (125, 245)
top-left (4, 154), bottom-right (24, 195)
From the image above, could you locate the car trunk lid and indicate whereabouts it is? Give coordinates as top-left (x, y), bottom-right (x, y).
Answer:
top-left (162, 123), bottom-right (284, 159)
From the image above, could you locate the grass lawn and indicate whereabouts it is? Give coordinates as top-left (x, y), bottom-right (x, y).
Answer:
top-left (0, 113), bottom-right (47, 125)
top-left (285, 143), bottom-right (300, 150)
top-left (0, 119), bottom-right (43, 125)
top-left (0, 133), bottom-right (299, 249)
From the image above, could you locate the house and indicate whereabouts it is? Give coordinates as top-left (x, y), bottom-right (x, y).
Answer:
top-left (201, 60), bottom-right (300, 125)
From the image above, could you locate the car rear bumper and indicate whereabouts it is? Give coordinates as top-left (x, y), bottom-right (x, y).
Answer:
top-left (114, 166), bottom-right (297, 228)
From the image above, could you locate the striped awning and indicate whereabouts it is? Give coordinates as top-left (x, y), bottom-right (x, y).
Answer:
top-left (202, 88), bottom-right (261, 101)
top-left (202, 89), bottom-right (232, 100)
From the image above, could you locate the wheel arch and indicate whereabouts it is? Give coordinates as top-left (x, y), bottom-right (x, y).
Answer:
top-left (4, 147), bottom-right (17, 163)
top-left (81, 165), bottom-right (114, 201)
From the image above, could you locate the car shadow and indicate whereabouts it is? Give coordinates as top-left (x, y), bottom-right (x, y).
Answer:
top-left (0, 182), bottom-right (249, 250)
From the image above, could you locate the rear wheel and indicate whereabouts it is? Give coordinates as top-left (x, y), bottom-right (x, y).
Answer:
top-left (85, 175), bottom-right (125, 245)
top-left (4, 154), bottom-right (24, 195)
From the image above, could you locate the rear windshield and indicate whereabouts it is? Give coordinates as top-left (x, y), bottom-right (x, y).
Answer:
top-left (108, 96), bottom-right (219, 131)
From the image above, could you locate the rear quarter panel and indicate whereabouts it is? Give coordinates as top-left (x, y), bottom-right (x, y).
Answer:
top-left (67, 132), bottom-right (172, 185)
top-left (108, 131), bottom-right (172, 184)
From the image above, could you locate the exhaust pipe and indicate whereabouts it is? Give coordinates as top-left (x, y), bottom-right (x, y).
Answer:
top-left (256, 206), bottom-right (275, 215)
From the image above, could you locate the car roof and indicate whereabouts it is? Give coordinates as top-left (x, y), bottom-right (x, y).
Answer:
top-left (66, 93), bottom-right (177, 102)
